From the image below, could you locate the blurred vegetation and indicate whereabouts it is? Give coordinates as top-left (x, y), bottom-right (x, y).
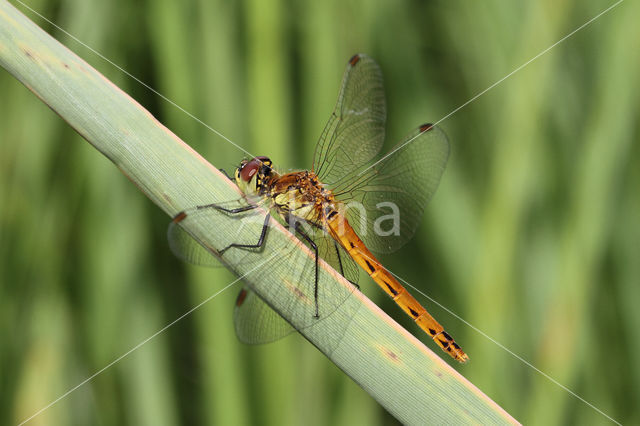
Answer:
top-left (1, 0), bottom-right (638, 424)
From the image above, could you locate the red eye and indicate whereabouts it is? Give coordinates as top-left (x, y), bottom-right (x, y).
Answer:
top-left (240, 159), bottom-right (261, 182)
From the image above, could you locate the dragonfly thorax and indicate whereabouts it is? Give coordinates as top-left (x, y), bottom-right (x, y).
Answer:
top-left (267, 171), bottom-right (338, 226)
top-left (234, 158), bottom-right (337, 225)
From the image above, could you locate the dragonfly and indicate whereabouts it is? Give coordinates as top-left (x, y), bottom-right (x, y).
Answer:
top-left (169, 54), bottom-right (468, 363)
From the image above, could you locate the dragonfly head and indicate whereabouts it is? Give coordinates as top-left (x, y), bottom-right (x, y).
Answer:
top-left (235, 156), bottom-right (274, 195)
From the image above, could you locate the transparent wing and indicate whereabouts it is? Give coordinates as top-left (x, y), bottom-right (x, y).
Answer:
top-left (169, 203), bottom-right (359, 347)
top-left (233, 227), bottom-right (359, 346)
top-left (314, 230), bottom-right (360, 289)
top-left (312, 54), bottom-right (386, 186)
top-left (331, 124), bottom-right (450, 253)
top-left (168, 218), bottom-right (224, 267)
top-left (233, 287), bottom-right (295, 344)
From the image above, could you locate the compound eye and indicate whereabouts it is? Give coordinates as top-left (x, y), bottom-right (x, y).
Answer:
top-left (239, 158), bottom-right (261, 182)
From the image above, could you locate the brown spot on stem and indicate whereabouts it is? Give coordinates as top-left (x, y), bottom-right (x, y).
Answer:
top-left (22, 47), bottom-right (35, 61)
top-left (379, 345), bottom-right (400, 364)
top-left (292, 286), bottom-right (307, 301)
top-left (385, 348), bottom-right (398, 361)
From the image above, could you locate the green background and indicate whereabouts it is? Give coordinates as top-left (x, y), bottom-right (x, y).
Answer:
top-left (1, 0), bottom-right (638, 424)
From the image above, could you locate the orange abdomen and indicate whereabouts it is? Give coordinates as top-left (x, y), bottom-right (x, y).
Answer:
top-left (326, 214), bottom-right (468, 363)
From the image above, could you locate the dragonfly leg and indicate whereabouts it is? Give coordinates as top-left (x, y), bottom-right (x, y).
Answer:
top-left (196, 203), bottom-right (259, 214)
top-left (219, 213), bottom-right (271, 255)
top-left (334, 241), bottom-right (359, 289)
top-left (219, 168), bottom-right (234, 180)
top-left (294, 222), bottom-right (320, 318)
top-left (172, 202), bottom-right (259, 225)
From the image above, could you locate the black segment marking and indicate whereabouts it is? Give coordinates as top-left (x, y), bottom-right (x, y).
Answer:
top-left (384, 282), bottom-right (399, 296)
top-left (428, 328), bottom-right (437, 336)
top-left (442, 331), bottom-right (453, 341)
top-left (439, 339), bottom-right (449, 348)
top-left (349, 242), bottom-right (355, 248)
top-left (327, 210), bottom-right (338, 220)
top-left (452, 342), bottom-right (461, 350)
top-left (409, 308), bottom-right (419, 317)
top-left (364, 259), bottom-right (375, 273)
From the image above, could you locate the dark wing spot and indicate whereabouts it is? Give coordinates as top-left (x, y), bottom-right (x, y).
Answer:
top-left (364, 259), bottom-right (376, 273)
top-left (419, 123), bottom-right (434, 133)
top-left (172, 211), bottom-right (187, 223)
top-left (235, 289), bottom-right (248, 307)
top-left (349, 54), bottom-right (361, 66)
